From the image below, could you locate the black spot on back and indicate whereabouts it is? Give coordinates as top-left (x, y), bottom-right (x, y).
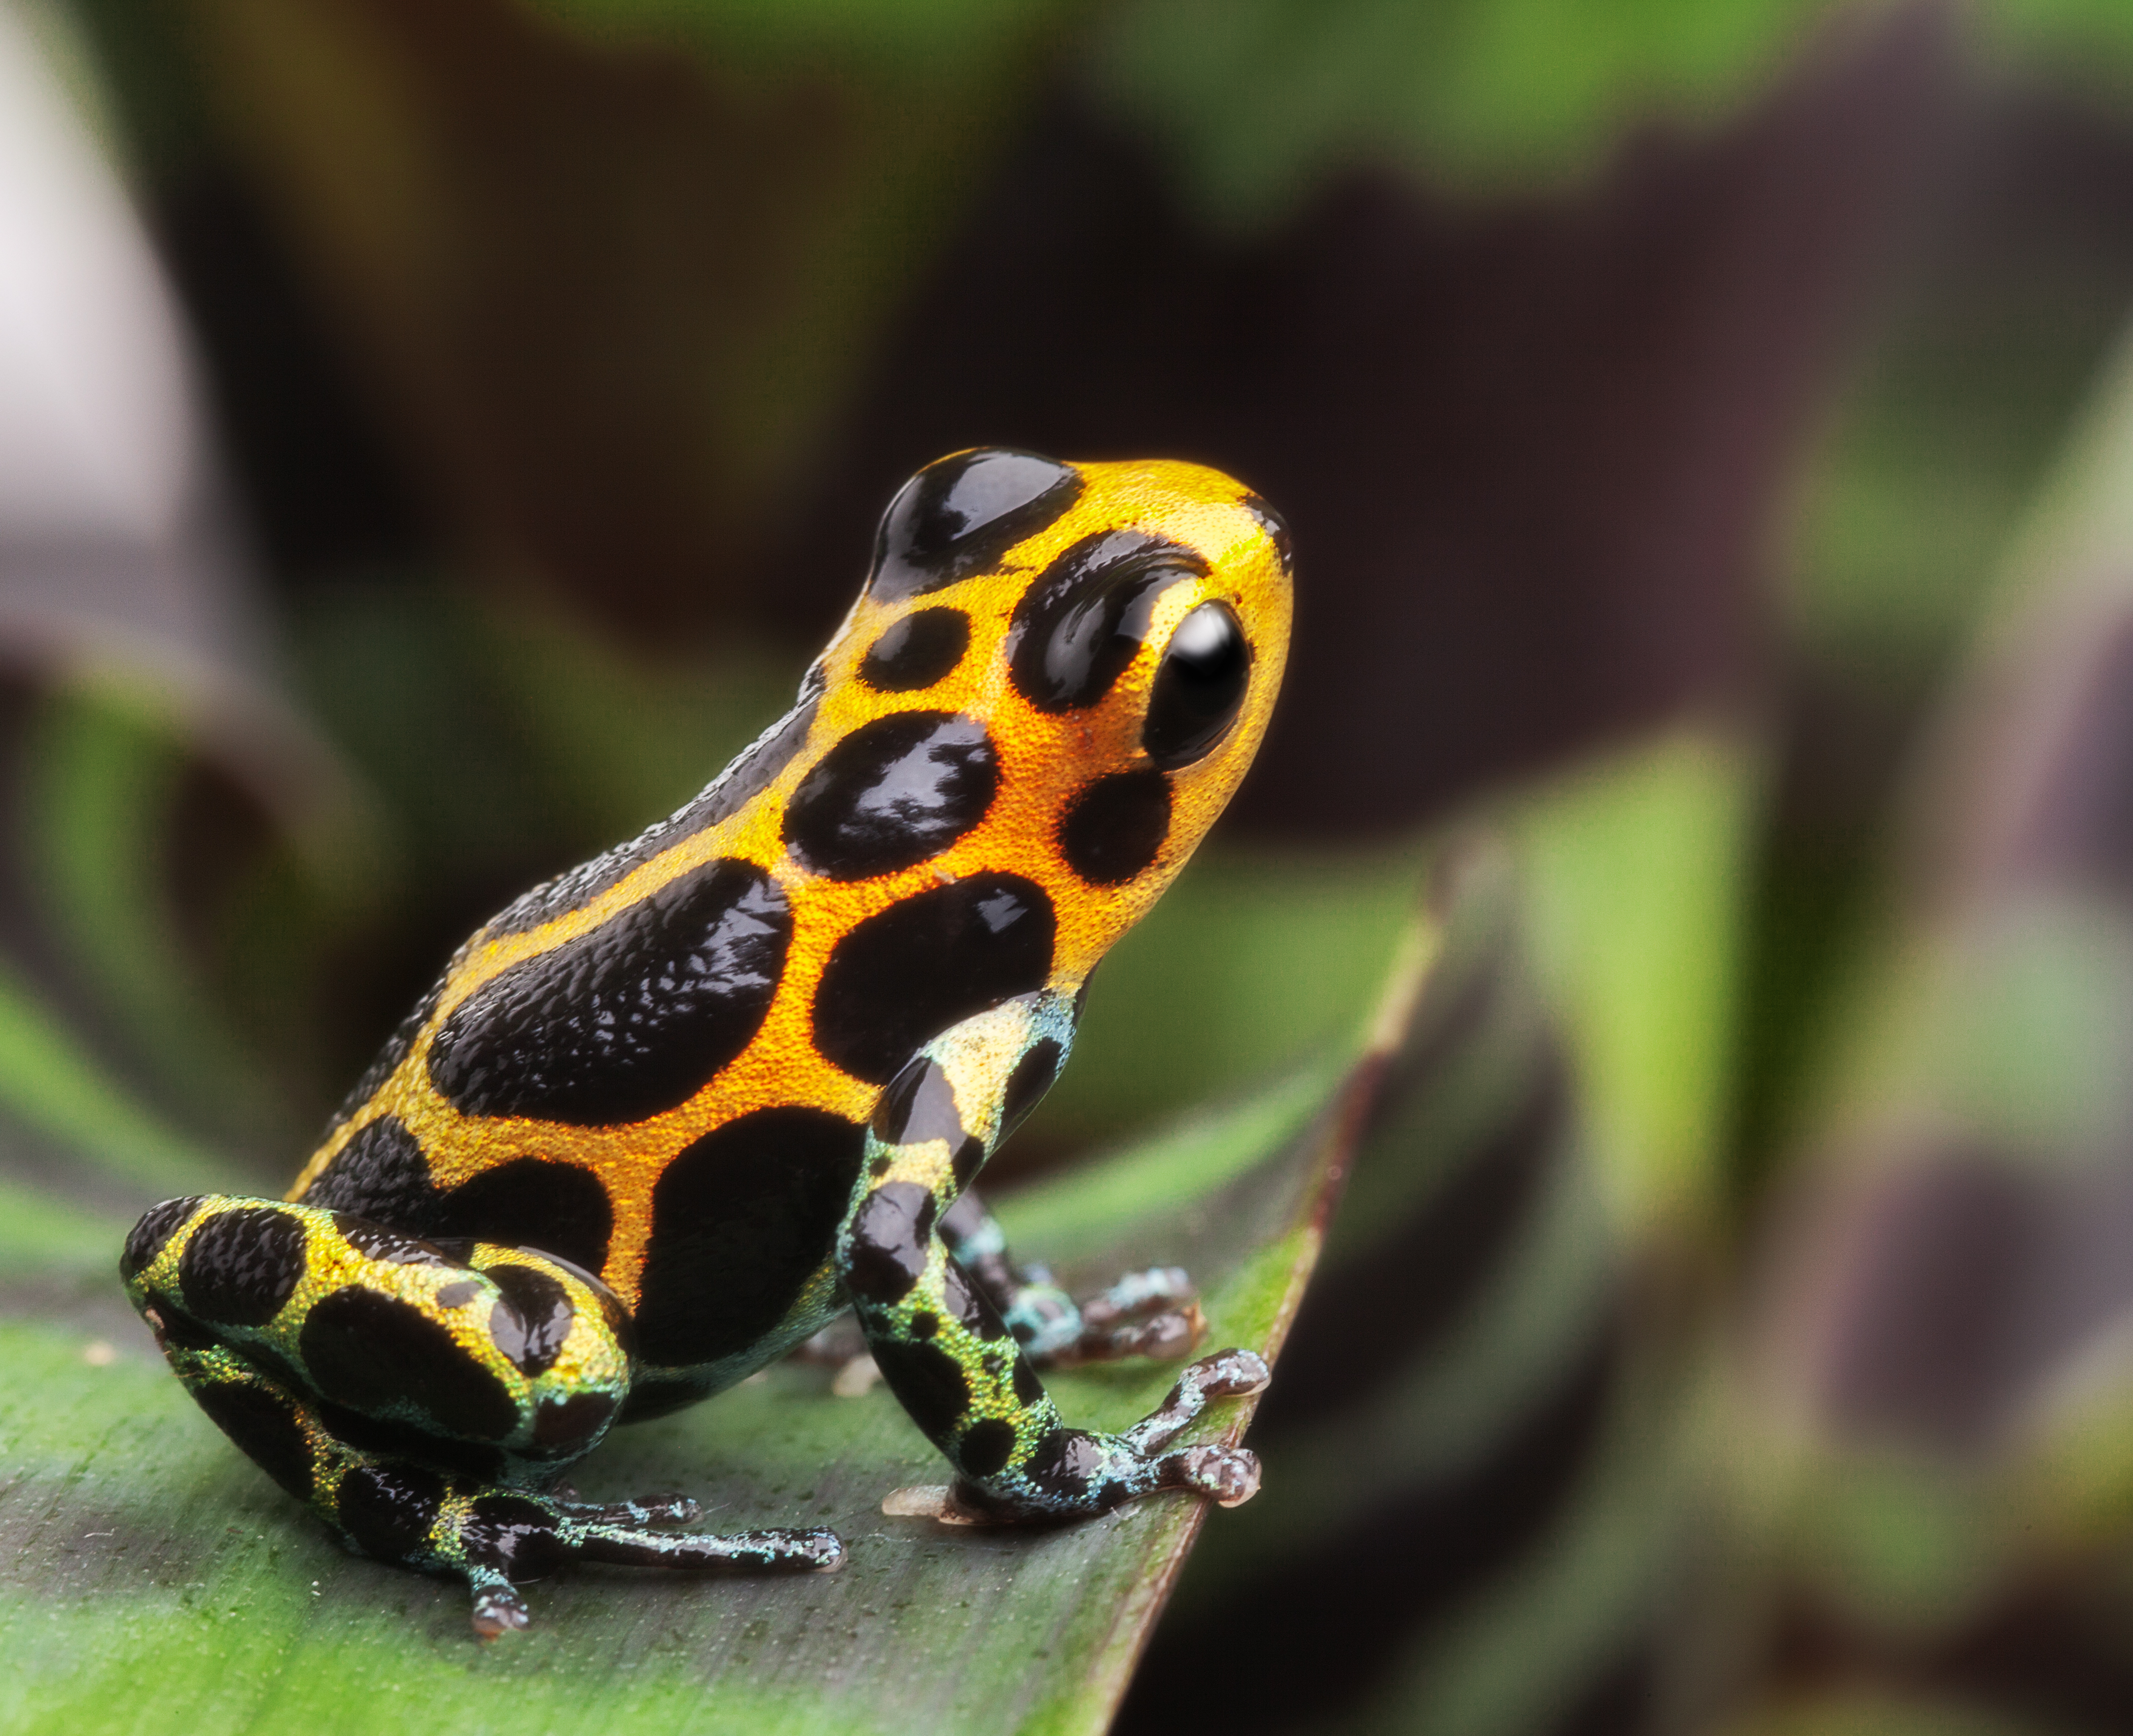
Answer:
top-left (427, 858), bottom-right (791, 1126)
top-left (871, 1338), bottom-right (971, 1440)
top-left (1007, 529), bottom-right (1204, 713)
top-left (1001, 1038), bottom-right (1063, 1145)
top-left (301, 1116), bottom-right (441, 1225)
top-left (861, 608), bottom-right (970, 692)
top-left (193, 1380), bottom-right (315, 1500)
top-left (784, 712), bottom-right (998, 881)
top-left (958, 1417), bottom-right (1016, 1479)
top-left (486, 1264), bottom-right (575, 1378)
top-left (1059, 769), bottom-right (1172, 885)
top-left (813, 874), bottom-right (1055, 1085)
top-left (845, 1181), bottom-right (936, 1305)
top-left (486, 697), bottom-right (819, 936)
top-left (179, 1208), bottom-right (308, 1327)
top-left (121, 1196), bottom-right (201, 1281)
top-left (299, 1286), bottom-right (519, 1442)
top-left (633, 1107), bottom-right (866, 1368)
top-left (336, 1463), bottom-right (446, 1560)
top-left (435, 1159), bottom-right (614, 1276)
top-left (869, 450), bottom-right (1082, 605)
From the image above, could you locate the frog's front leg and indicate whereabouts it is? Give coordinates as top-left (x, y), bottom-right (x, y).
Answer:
top-left (836, 998), bottom-right (1268, 1520)
top-left (121, 1196), bottom-right (842, 1634)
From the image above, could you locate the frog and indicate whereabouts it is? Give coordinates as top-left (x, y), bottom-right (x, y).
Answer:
top-left (120, 447), bottom-right (1295, 1636)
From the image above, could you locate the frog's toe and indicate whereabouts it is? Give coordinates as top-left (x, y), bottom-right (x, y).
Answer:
top-left (1156, 1442), bottom-right (1262, 1507)
top-left (1117, 1348), bottom-right (1270, 1456)
top-left (468, 1575), bottom-right (531, 1639)
top-left (1081, 1266), bottom-right (1196, 1330)
top-left (905, 1347), bottom-right (1272, 1525)
top-left (1022, 1267), bottom-right (1208, 1369)
top-left (1051, 1302), bottom-right (1204, 1367)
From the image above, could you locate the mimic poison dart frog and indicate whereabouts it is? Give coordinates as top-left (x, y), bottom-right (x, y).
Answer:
top-left (121, 449), bottom-right (1295, 1635)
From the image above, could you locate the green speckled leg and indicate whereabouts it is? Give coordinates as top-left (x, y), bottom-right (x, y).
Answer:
top-left (123, 1196), bottom-right (843, 1635)
top-left (837, 996), bottom-right (1267, 1521)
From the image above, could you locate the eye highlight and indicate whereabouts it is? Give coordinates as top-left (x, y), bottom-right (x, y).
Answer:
top-left (1143, 602), bottom-right (1250, 770)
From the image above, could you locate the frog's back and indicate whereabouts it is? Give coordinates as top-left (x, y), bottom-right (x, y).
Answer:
top-left (290, 451), bottom-right (1293, 1392)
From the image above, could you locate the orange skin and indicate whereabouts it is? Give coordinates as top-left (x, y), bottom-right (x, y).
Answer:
top-left (288, 456), bottom-right (1294, 1329)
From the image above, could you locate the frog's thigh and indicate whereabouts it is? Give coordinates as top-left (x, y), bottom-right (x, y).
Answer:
top-left (123, 1195), bottom-right (843, 1635)
top-left (124, 1197), bottom-right (630, 1475)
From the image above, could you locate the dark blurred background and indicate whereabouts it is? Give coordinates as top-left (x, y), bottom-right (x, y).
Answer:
top-left (11, 0), bottom-right (2133, 1729)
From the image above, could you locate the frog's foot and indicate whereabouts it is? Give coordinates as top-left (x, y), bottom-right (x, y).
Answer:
top-left (883, 1348), bottom-right (1270, 1525)
top-left (1013, 1265), bottom-right (1205, 1369)
top-left (415, 1483), bottom-right (845, 1638)
top-left (941, 1188), bottom-right (1204, 1368)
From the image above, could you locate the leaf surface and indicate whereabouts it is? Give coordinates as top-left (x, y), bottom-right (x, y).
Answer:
top-left (0, 904), bottom-right (1438, 1736)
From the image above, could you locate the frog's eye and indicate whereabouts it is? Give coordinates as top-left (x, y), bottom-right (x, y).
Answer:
top-left (1143, 601), bottom-right (1251, 769)
top-left (869, 449), bottom-right (1082, 604)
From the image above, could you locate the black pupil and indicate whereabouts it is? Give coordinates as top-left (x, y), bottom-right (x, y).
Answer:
top-left (1143, 602), bottom-right (1249, 769)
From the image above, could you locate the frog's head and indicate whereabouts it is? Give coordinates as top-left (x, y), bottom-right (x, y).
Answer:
top-left (804, 447), bottom-right (1293, 981)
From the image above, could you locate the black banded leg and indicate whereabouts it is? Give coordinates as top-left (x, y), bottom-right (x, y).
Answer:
top-left (122, 1195), bottom-right (844, 1634)
top-left (839, 1004), bottom-right (1269, 1522)
top-left (941, 1189), bottom-right (1203, 1367)
top-left (434, 1492), bottom-right (844, 1638)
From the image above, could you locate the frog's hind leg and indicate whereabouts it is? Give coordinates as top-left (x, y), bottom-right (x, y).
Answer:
top-left (424, 1487), bottom-right (843, 1637)
top-left (837, 1001), bottom-right (1269, 1523)
top-left (121, 1195), bottom-right (843, 1634)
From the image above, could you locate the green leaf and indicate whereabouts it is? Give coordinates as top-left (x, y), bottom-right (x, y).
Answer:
top-left (0, 896), bottom-right (1440, 1734)
top-left (17, 678), bottom-right (276, 1138)
top-left (1509, 728), bottom-right (1758, 1238)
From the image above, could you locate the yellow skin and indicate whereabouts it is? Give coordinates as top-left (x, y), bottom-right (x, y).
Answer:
top-left (292, 455), bottom-right (1291, 1327)
top-left (122, 449), bottom-right (1294, 1634)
